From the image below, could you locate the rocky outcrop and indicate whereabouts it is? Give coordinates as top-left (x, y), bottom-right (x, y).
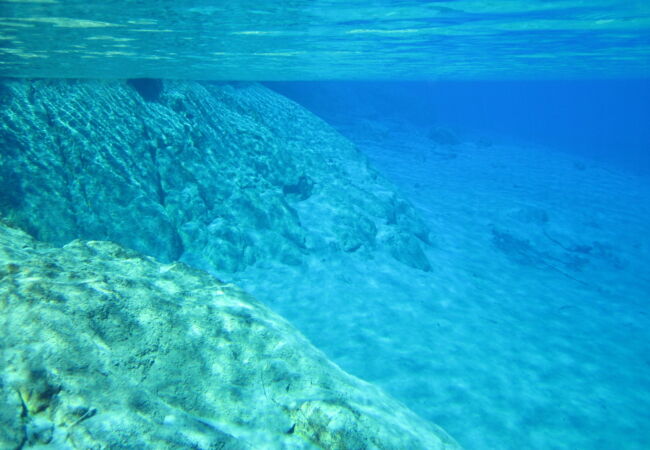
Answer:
top-left (0, 221), bottom-right (458, 449)
top-left (0, 79), bottom-right (431, 274)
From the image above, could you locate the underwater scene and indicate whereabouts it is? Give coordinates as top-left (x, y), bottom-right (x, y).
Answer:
top-left (1, 1), bottom-right (649, 449)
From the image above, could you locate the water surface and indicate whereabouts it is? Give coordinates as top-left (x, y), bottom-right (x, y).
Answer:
top-left (1, 0), bottom-right (649, 79)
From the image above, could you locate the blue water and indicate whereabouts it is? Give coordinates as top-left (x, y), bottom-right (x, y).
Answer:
top-left (2, 1), bottom-right (650, 449)
top-left (268, 80), bottom-right (650, 175)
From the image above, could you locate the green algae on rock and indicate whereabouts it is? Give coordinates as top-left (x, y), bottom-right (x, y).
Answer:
top-left (0, 222), bottom-right (459, 449)
top-left (0, 79), bottom-right (431, 274)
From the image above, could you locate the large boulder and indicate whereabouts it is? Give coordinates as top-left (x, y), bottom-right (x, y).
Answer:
top-left (0, 79), bottom-right (431, 274)
top-left (0, 221), bottom-right (459, 449)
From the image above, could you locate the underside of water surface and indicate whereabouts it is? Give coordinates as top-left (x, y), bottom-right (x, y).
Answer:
top-left (1, 0), bottom-right (649, 80)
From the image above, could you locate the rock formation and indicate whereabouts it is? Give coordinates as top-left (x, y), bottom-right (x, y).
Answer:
top-left (0, 79), bottom-right (431, 274)
top-left (0, 221), bottom-right (458, 449)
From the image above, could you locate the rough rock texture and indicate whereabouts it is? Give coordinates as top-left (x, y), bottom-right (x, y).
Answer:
top-left (0, 222), bottom-right (458, 449)
top-left (0, 79), bottom-right (431, 273)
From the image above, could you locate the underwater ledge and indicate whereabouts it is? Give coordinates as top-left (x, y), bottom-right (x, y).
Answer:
top-left (0, 78), bottom-right (432, 274)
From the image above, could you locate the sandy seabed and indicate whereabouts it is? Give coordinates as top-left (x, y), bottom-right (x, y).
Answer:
top-left (233, 118), bottom-right (650, 450)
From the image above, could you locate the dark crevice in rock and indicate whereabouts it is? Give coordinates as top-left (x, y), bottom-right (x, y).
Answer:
top-left (127, 78), bottom-right (163, 103)
top-left (282, 175), bottom-right (314, 201)
top-left (170, 228), bottom-right (185, 261)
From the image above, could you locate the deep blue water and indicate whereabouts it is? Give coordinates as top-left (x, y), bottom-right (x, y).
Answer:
top-left (268, 80), bottom-right (650, 176)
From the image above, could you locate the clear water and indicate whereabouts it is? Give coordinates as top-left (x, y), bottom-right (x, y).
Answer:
top-left (268, 79), bottom-right (650, 174)
top-left (2, 1), bottom-right (650, 449)
top-left (1, 0), bottom-right (649, 80)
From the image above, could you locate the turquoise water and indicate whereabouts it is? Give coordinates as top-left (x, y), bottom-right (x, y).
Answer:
top-left (2, 1), bottom-right (650, 449)
top-left (1, 0), bottom-right (649, 79)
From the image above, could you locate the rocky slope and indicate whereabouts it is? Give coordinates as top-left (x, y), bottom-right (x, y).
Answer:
top-left (0, 79), bottom-right (432, 274)
top-left (0, 221), bottom-right (458, 449)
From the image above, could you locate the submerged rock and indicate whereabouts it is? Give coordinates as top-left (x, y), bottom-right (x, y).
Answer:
top-left (427, 126), bottom-right (460, 147)
top-left (0, 222), bottom-right (459, 449)
top-left (0, 79), bottom-right (431, 273)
